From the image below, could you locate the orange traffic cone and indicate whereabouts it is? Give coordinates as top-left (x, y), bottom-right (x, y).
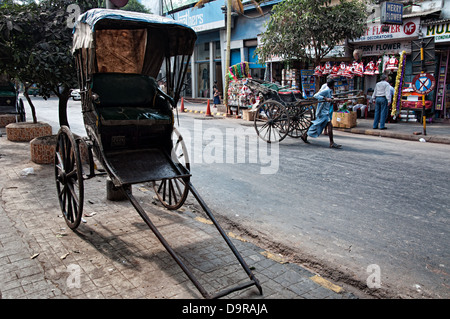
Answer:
top-left (180, 97), bottom-right (185, 112)
top-left (205, 99), bottom-right (212, 117)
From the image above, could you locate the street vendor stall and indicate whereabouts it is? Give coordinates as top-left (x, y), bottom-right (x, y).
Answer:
top-left (227, 62), bottom-right (256, 116)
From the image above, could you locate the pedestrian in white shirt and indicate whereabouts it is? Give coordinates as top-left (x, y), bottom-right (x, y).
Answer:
top-left (372, 74), bottom-right (391, 130)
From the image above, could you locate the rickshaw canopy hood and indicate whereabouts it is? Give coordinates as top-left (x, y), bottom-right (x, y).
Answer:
top-left (72, 9), bottom-right (197, 57)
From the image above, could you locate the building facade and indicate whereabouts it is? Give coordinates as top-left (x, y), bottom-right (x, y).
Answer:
top-left (355, 0), bottom-right (450, 120)
top-left (165, 0), bottom-right (276, 99)
top-left (162, 0), bottom-right (450, 119)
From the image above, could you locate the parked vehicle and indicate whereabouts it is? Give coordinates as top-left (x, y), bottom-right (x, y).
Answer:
top-left (27, 84), bottom-right (39, 97)
top-left (0, 75), bottom-right (26, 122)
top-left (70, 89), bottom-right (81, 101)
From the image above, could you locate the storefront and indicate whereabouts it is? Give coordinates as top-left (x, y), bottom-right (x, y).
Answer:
top-left (422, 19), bottom-right (450, 119)
top-left (170, 1), bottom-right (272, 100)
top-left (173, 1), bottom-right (225, 99)
top-left (313, 45), bottom-right (354, 96)
top-left (225, 7), bottom-right (270, 81)
top-left (348, 17), bottom-right (420, 93)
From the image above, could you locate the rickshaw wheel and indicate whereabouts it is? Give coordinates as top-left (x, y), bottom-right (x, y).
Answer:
top-left (54, 126), bottom-right (84, 230)
top-left (287, 105), bottom-right (315, 138)
top-left (153, 128), bottom-right (190, 210)
top-left (254, 99), bottom-right (290, 143)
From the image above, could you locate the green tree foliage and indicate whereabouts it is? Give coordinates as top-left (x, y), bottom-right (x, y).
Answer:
top-left (122, 0), bottom-right (151, 13)
top-left (0, 0), bottom-right (98, 124)
top-left (1, 1), bottom-right (43, 122)
top-left (256, 0), bottom-right (368, 65)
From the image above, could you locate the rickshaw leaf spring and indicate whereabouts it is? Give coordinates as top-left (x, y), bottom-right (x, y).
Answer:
top-left (165, 58), bottom-right (171, 96)
top-left (175, 105), bottom-right (180, 127)
top-left (175, 55), bottom-right (187, 103)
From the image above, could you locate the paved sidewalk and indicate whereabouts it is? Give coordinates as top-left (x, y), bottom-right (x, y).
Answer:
top-left (0, 129), bottom-right (356, 300)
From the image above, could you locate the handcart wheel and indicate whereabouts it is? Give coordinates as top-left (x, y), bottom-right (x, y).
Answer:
top-left (287, 105), bottom-right (315, 138)
top-left (54, 126), bottom-right (84, 230)
top-left (254, 99), bottom-right (290, 143)
top-left (152, 127), bottom-right (190, 210)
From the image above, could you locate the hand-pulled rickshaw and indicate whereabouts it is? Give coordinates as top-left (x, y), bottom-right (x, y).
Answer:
top-left (54, 9), bottom-right (261, 299)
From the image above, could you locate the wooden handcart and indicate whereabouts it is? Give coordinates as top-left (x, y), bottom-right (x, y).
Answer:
top-left (246, 79), bottom-right (317, 143)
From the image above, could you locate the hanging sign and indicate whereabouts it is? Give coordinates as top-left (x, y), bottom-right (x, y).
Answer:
top-left (412, 73), bottom-right (436, 95)
top-left (381, 2), bottom-right (403, 25)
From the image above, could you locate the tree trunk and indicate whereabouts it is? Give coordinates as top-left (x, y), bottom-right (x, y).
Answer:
top-left (58, 86), bottom-right (71, 127)
top-left (23, 84), bottom-right (38, 124)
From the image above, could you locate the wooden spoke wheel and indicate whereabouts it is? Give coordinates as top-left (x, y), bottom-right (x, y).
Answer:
top-left (254, 99), bottom-right (290, 143)
top-left (287, 105), bottom-right (315, 138)
top-left (152, 127), bottom-right (190, 210)
top-left (54, 126), bottom-right (84, 230)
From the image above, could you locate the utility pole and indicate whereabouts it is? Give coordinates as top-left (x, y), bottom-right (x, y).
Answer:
top-left (420, 38), bottom-right (427, 135)
top-left (224, 0), bottom-right (232, 115)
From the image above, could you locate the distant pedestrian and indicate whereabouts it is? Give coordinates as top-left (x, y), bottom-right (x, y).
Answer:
top-left (351, 89), bottom-right (372, 119)
top-left (213, 87), bottom-right (220, 108)
top-left (372, 74), bottom-right (391, 130)
top-left (301, 77), bottom-right (341, 149)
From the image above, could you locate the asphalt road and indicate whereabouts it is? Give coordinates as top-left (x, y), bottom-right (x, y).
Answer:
top-left (25, 96), bottom-right (449, 299)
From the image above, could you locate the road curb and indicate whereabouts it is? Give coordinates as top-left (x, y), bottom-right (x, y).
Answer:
top-left (335, 127), bottom-right (450, 145)
top-left (181, 108), bottom-right (227, 117)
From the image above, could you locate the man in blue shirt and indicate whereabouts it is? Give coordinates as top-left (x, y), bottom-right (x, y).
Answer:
top-left (302, 78), bottom-right (342, 149)
top-left (372, 74), bottom-right (391, 130)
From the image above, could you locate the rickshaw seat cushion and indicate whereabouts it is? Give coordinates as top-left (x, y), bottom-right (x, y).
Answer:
top-left (98, 106), bottom-right (172, 124)
top-left (92, 73), bottom-right (158, 108)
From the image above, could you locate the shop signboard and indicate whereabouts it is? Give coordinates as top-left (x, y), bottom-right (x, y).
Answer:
top-left (422, 21), bottom-right (450, 43)
top-left (354, 41), bottom-right (411, 56)
top-left (265, 55), bottom-right (284, 63)
top-left (323, 45), bottom-right (351, 59)
top-left (350, 17), bottom-right (419, 43)
top-left (381, 2), bottom-right (403, 25)
top-left (173, 1), bottom-right (225, 32)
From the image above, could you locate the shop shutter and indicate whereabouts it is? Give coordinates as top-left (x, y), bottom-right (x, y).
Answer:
top-left (231, 49), bottom-right (241, 66)
top-left (248, 46), bottom-right (264, 69)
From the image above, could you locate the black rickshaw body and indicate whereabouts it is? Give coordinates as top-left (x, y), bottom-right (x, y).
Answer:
top-left (54, 9), bottom-right (262, 299)
top-left (72, 9), bottom-right (197, 186)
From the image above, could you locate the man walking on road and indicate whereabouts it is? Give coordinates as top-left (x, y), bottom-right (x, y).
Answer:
top-left (302, 77), bottom-right (341, 149)
top-left (372, 74), bottom-right (391, 130)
